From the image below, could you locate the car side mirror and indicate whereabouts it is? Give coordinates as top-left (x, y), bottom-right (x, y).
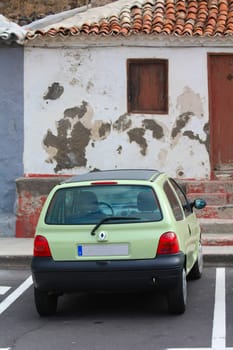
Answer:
top-left (191, 198), bottom-right (206, 210)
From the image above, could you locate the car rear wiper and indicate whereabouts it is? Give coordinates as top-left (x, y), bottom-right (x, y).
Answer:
top-left (91, 216), bottom-right (140, 236)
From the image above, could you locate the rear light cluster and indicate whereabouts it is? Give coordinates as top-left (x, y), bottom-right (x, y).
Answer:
top-left (33, 235), bottom-right (52, 257)
top-left (157, 231), bottom-right (180, 255)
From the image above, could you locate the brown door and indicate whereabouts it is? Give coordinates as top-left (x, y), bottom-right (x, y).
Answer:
top-left (208, 54), bottom-right (233, 174)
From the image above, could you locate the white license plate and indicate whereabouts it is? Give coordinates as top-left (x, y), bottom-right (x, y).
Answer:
top-left (77, 244), bottom-right (129, 257)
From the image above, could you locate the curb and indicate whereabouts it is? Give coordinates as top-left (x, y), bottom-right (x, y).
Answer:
top-left (0, 256), bottom-right (32, 269)
top-left (0, 254), bottom-right (232, 268)
top-left (203, 254), bottom-right (233, 266)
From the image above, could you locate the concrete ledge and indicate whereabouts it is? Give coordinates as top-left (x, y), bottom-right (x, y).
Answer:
top-left (0, 256), bottom-right (32, 269)
top-left (203, 246), bottom-right (233, 266)
top-left (15, 176), bottom-right (68, 237)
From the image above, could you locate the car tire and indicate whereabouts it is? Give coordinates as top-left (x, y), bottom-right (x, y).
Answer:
top-left (167, 268), bottom-right (187, 315)
top-left (34, 287), bottom-right (58, 316)
top-left (188, 241), bottom-right (203, 280)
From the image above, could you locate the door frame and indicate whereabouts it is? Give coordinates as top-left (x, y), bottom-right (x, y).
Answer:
top-left (207, 52), bottom-right (233, 179)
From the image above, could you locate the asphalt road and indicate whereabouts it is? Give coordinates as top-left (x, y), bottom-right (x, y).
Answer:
top-left (0, 267), bottom-right (233, 350)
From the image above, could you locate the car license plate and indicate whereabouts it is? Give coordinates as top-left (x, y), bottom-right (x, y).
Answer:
top-left (77, 244), bottom-right (129, 257)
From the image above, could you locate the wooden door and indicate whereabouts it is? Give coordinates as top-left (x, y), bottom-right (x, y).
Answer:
top-left (208, 54), bottom-right (233, 174)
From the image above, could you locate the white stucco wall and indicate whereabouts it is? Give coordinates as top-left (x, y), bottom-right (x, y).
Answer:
top-left (24, 38), bottom-right (224, 179)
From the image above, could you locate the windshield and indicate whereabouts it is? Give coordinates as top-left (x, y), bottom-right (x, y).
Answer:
top-left (45, 185), bottom-right (162, 225)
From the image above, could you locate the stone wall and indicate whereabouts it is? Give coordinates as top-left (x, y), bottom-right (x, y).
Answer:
top-left (0, 0), bottom-right (86, 24)
top-left (0, 0), bottom-right (115, 24)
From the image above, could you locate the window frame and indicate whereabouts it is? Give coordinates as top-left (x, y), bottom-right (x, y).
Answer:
top-left (163, 181), bottom-right (184, 221)
top-left (127, 58), bottom-right (168, 114)
top-left (169, 178), bottom-right (193, 217)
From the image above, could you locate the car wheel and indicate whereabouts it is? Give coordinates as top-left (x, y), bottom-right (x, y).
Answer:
top-left (167, 268), bottom-right (187, 315)
top-left (188, 241), bottom-right (203, 280)
top-left (34, 287), bottom-right (58, 316)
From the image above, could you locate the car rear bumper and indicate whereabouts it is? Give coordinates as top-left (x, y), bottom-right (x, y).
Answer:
top-left (31, 253), bottom-right (185, 293)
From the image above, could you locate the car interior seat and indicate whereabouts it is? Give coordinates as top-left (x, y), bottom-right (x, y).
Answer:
top-left (78, 191), bottom-right (99, 215)
top-left (137, 191), bottom-right (156, 212)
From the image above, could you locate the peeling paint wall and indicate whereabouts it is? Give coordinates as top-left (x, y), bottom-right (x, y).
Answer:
top-left (0, 45), bottom-right (24, 236)
top-left (24, 44), bottom-right (211, 179)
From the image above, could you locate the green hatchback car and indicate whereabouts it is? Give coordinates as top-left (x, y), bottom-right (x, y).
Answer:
top-left (31, 169), bottom-right (206, 316)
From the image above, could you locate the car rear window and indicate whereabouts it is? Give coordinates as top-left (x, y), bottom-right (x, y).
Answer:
top-left (45, 185), bottom-right (162, 225)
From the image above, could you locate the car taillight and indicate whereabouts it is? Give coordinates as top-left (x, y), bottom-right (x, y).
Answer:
top-left (157, 231), bottom-right (180, 255)
top-left (33, 235), bottom-right (52, 257)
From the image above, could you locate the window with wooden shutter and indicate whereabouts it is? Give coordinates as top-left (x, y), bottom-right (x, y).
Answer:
top-left (127, 59), bottom-right (168, 114)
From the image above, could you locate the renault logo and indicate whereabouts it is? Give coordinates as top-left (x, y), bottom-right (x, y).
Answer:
top-left (98, 231), bottom-right (107, 241)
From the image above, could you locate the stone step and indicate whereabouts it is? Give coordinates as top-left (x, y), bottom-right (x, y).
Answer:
top-left (185, 180), bottom-right (233, 194)
top-left (215, 170), bottom-right (233, 181)
top-left (195, 205), bottom-right (233, 219)
top-left (188, 192), bottom-right (230, 205)
top-left (198, 218), bottom-right (233, 234)
top-left (202, 233), bottom-right (233, 246)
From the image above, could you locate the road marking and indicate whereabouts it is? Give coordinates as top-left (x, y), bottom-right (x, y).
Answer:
top-left (0, 286), bottom-right (11, 295)
top-left (212, 267), bottom-right (226, 349)
top-left (0, 275), bottom-right (32, 315)
top-left (167, 268), bottom-right (233, 350)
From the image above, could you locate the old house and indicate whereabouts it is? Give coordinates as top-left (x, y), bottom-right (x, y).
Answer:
top-left (1, 0), bottom-right (233, 243)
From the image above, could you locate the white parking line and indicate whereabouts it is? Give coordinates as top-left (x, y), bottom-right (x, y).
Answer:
top-left (0, 275), bottom-right (32, 315)
top-left (212, 267), bottom-right (226, 349)
top-left (0, 286), bottom-right (11, 295)
top-left (167, 268), bottom-right (233, 350)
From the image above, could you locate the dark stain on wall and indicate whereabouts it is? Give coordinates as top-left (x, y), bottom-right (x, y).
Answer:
top-left (43, 109), bottom-right (168, 172)
top-left (171, 112), bottom-right (194, 138)
top-left (127, 128), bottom-right (147, 156)
top-left (142, 119), bottom-right (164, 139)
top-left (43, 101), bottom-right (92, 172)
top-left (64, 101), bottom-right (87, 119)
top-left (44, 103), bottom-right (208, 172)
top-left (113, 113), bottom-right (132, 132)
top-left (44, 120), bottom-right (90, 172)
top-left (99, 123), bottom-right (111, 138)
top-left (43, 82), bottom-right (64, 100)
top-left (183, 122), bottom-right (210, 154)
top-left (203, 122), bottom-right (210, 154)
top-left (117, 145), bottom-right (122, 154)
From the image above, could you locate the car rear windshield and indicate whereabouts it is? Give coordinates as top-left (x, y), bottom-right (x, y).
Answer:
top-left (45, 185), bottom-right (162, 225)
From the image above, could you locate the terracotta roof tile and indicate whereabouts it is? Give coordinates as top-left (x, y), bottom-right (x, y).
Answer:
top-left (25, 0), bottom-right (233, 40)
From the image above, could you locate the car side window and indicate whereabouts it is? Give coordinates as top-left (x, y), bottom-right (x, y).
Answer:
top-left (163, 181), bottom-right (184, 221)
top-left (169, 178), bottom-right (192, 217)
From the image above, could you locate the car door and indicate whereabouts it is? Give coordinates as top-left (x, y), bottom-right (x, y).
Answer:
top-left (168, 178), bottom-right (201, 272)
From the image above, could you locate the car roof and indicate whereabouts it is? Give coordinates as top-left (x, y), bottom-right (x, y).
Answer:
top-left (64, 169), bottom-right (161, 183)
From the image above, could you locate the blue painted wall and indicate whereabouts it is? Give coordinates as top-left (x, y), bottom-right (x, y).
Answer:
top-left (0, 45), bottom-right (24, 235)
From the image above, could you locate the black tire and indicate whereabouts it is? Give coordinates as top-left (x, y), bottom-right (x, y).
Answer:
top-left (167, 268), bottom-right (187, 315)
top-left (34, 287), bottom-right (58, 317)
top-left (188, 241), bottom-right (203, 280)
